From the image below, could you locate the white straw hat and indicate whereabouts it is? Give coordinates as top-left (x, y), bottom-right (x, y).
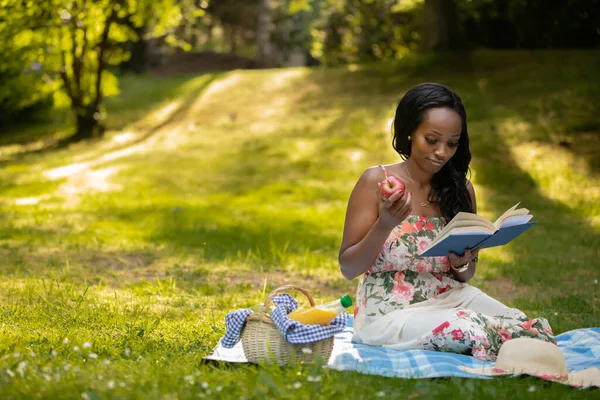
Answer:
top-left (459, 338), bottom-right (600, 388)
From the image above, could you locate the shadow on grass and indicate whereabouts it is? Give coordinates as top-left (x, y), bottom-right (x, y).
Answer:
top-left (121, 205), bottom-right (339, 267)
top-left (0, 72), bottom-right (219, 167)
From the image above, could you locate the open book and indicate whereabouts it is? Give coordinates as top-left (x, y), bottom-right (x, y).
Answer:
top-left (418, 203), bottom-right (537, 257)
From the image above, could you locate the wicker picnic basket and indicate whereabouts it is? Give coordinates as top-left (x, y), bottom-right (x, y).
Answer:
top-left (241, 284), bottom-right (335, 365)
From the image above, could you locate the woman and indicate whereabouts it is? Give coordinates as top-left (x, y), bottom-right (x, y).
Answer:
top-left (338, 83), bottom-right (555, 361)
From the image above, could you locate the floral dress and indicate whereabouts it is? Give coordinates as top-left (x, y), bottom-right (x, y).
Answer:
top-left (352, 215), bottom-right (556, 361)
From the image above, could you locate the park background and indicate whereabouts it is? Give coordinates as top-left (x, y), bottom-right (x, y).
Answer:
top-left (0, 0), bottom-right (599, 398)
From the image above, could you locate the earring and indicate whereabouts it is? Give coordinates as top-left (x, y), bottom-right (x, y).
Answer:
top-left (408, 135), bottom-right (412, 141)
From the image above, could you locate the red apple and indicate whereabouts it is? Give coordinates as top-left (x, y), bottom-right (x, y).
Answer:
top-left (379, 176), bottom-right (405, 200)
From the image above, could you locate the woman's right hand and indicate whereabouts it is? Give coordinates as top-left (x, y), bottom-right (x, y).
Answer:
top-left (377, 188), bottom-right (412, 230)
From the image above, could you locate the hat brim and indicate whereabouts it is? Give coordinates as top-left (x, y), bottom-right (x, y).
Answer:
top-left (459, 365), bottom-right (600, 388)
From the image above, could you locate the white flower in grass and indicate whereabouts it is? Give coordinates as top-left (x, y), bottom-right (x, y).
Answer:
top-left (185, 375), bottom-right (194, 384)
top-left (136, 356), bottom-right (143, 361)
top-left (376, 391), bottom-right (386, 397)
top-left (301, 348), bottom-right (312, 354)
top-left (124, 348), bottom-right (131, 356)
top-left (89, 353), bottom-right (98, 359)
top-left (6, 369), bottom-right (15, 378)
top-left (104, 359), bottom-right (111, 365)
top-left (306, 376), bottom-right (321, 382)
top-left (201, 382), bottom-right (209, 389)
top-left (107, 380), bottom-right (115, 389)
top-left (528, 385), bottom-right (536, 392)
top-left (30, 351), bottom-right (36, 358)
top-left (51, 350), bottom-right (57, 357)
top-left (83, 342), bottom-right (92, 349)
top-left (13, 353), bottom-right (20, 358)
top-left (17, 361), bottom-right (26, 375)
top-left (292, 382), bottom-right (302, 389)
top-left (73, 346), bottom-right (80, 352)
top-left (594, 279), bottom-right (598, 285)
top-left (63, 338), bottom-right (69, 344)
top-left (215, 386), bottom-right (222, 392)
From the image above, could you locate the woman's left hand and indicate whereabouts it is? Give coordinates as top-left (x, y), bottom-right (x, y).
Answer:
top-left (448, 246), bottom-right (481, 268)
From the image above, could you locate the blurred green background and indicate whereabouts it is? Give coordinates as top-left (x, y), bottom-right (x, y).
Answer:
top-left (0, 1), bottom-right (599, 399)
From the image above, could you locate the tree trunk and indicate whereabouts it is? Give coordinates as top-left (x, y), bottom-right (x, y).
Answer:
top-left (256, 0), bottom-right (273, 64)
top-left (422, 0), bottom-right (466, 50)
top-left (128, 25), bottom-right (149, 74)
top-left (70, 105), bottom-right (105, 142)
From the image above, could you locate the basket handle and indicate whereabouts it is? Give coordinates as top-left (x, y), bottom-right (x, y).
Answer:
top-left (261, 285), bottom-right (315, 314)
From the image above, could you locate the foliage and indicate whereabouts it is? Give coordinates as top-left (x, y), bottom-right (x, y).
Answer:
top-left (0, 0), bottom-right (200, 140)
top-left (459, 0), bottom-right (600, 48)
top-left (310, 0), bottom-right (422, 64)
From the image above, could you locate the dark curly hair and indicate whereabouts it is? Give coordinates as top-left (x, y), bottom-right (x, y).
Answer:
top-left (392, 83), bottom-right (473, 221)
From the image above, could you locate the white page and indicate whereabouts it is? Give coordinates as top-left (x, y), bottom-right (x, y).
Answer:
top-left (499, 214), bottom-right (534, 228)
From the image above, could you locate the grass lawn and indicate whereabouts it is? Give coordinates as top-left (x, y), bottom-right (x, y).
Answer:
top-left (0, 49), bottom-right (599, 399)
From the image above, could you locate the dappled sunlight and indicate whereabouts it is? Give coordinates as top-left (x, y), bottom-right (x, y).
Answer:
top-left (347, 64), bottom-right (360, 72)
top-left (289, 139), bottom-right (319, 162)
top-left (2, 56), bottom-right (599, 358)
top-left (266, 69), bottom-right (307, 89)
top-left (58, 166), bottom-right (122, 199)
top-left (348, 150), bottom-right (363, 163)
top-left (111, 131), bottom-right (136, 144)
top-left (44, 162), bottom-right (89, 180)
top-left (153, 100), bottom-right (182, 122)
top-left (509, 142), bottom-right (599, 210)
top-left (15, 195), bottom-right (50, 206)
top-left (0, 143), bottom-right (41, 161)
top-left (500, 118), bottom-right (533, 138)
top-left (200, 72), bottom-right (242, 101)
top-left (44, 143), bottom-right (147, 180)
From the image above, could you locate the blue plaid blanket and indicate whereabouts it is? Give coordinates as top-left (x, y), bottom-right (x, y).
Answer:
top-left (327, 317), bottom-right (600, 379)
top-left (209, 316), bottom-right (600, 380)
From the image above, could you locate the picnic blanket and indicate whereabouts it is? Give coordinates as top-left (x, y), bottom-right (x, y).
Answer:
top-left (207, 315), bottom-right (600, 382)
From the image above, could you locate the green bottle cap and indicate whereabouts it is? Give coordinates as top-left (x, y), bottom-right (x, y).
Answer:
top-left (340, 295), bottom-right (353, 308)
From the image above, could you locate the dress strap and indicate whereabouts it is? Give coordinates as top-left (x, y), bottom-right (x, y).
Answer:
top-left (378, 164), bottom-right (388, 179)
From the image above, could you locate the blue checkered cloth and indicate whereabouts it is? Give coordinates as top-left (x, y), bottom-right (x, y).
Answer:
top-left (221, 308), bottom-right (253, 348)
top-left (270, 295), bottom-right (348, 344)
top-left (326, 317), bottom-right (600, 380)
top-left (220, 294), bottom-right (348, 348)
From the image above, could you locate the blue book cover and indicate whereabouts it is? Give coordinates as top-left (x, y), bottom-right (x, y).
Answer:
top-left (419, 221), bottom-right (537, 257)
top-left (480, 221), bottom-right (537, 249)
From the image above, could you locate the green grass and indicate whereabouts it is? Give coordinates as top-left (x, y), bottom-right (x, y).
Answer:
top-left (1, 49), bottom-right (599, 399)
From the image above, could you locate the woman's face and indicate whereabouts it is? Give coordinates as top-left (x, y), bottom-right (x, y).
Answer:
top-left (410, 107), bottom-right (462, 174)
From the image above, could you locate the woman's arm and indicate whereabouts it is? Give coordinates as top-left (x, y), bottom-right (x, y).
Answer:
top-left (339, 167), bottom-right (412, 280)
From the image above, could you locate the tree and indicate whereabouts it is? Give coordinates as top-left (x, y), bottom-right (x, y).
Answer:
top-left (0, 0), bottom-right (199, 142)
top-left (422, 0), bottom-right (466, 50)
top-left (256, 0), bottom-right (274, 64)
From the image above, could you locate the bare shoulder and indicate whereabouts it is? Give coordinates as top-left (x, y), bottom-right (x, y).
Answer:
top-left (362, 162), bottom-right (408, 181)
top-left (358, 165), bottom-right (386, 185)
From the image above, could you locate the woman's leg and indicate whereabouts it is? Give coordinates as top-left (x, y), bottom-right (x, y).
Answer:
top-left (461, 289), bottom-right (527, 320)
